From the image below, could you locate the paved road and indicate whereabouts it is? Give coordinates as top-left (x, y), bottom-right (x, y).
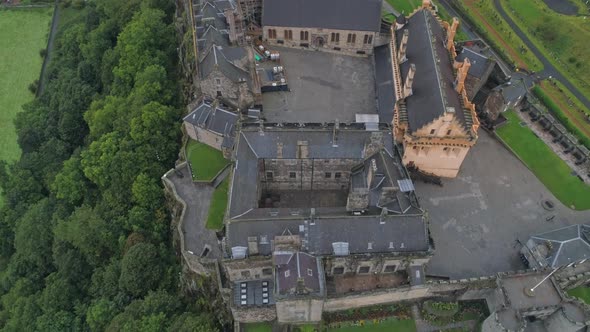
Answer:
top-left (492, 0), bottom-right (590, 109)
top-left (37, 0), bottom-right (59, 96)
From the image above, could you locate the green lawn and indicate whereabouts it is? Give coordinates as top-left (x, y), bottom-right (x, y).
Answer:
top-left (206, 177), bottom-right (229, 230)
top-left (456, 0), bottom-right (542, 71)
top-left (327, 318), bottom-right (417, 332)
top-left (496, 111), bottom-right (590, 210)
top-left (568, 286), bottom-right (590, 304)
top-left (0, 8), bottom-right (53, 163)
top-left (387, 0), bottom-right (422, 15)
top-left (502, 0), bottom-right (590, 98)
top-left (244, 322), bottom-right (272, 332)
top-left (186, 140), bottom-right (228, 181)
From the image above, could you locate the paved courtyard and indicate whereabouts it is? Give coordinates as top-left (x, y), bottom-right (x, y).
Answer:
top-left (418, 130), bottom-right (590, 279)
top-left (166, 164), bottom-right (222, 259)
top-left (262, 46), bottom-right (376, 123)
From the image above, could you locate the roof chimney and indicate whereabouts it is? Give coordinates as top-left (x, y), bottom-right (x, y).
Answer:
top-left (404, 63), bottom-right (416, 98)
top-left (446, 18), bottom-right (459, 51)
top-left (296, 141), bottom-right (309, 159)
top-left (277, 142), bottom-right (283, 158)
top-left (248, 236), bottom-right (259, 256)
top-left (398, 29), bottom-right (409, 63)
top-left (454, 58), bottom-right (471, 94)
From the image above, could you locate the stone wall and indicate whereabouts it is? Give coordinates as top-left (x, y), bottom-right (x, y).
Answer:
top-left (223, 257), bottom-right (273, 282)
top-left (260, 158), bottom-right (358, 191)
top-left (200, 71), bottom-right (254, 109)
top-left (276, 298), bottom-right (324, 322)
top-left (263, 25), bottom-right (376, 56)
top-left (231, 306), bottom-right (276, 323)
top-left (323, 285), bottom-right (431, 311)
top-left (183, 122), bottom-right (224, 150)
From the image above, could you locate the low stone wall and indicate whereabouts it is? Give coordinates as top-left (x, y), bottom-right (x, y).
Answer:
top-left (324, 285), bottom-right (431, 312)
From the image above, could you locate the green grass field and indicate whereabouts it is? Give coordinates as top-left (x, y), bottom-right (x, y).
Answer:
top-left (568, 286), bottom-right (590, 304)
top-left (502, 0), bottom-right (590, 98)
top-left (456, 0), bottom-right (542, 71)
top-left (186, 140), bottom-right (228, 181)
top-left (206, 177), bottom-right (229, 230)
top-left (327, 318), bottom-right (417, 332)
top-left (496, 111), bottom-right (590, 210)
top-left (0, 8), bottom-right (53, 163)
top-left (243, 322), bottom-right (272, 332)
top-left (387, 0), bottom-right (422, 15)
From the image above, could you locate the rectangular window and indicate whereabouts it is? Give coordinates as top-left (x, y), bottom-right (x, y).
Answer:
top-left (334, 172), bottom-right (342, 179)
top-left (289, 172), bottom-right (296, 179)
top-left (215, 78), bottom-right (221, 85)
top-left (430, 129), bottom-right (435, 135)
top-left (331, 32), bottom-right (339, 43)
top-left (363, 34), bottom-right (368, 44)
top-left (447, 129), bottom-right (452, 136)
top-left (347, 33), bottom-right (352, 43)
top-left (325, 172), bottom-right (331, 178)
top-left (384, 265), bottom-right (396, 273)
top-left (333, 267), bottom-right (344, 275)
top-left (307, 268), bottom-right (313, 276)
top-left (262, 268), bottom-right (272, 276)
top-left (216, 91), bottom-right (222, 97)
top-left (285, 270), bottom-right (290, 277)
top-left (300, 30), bottom-right (308, 40)
top-left (358, 266), bottom-right (370, 274)
top-left (352, 33), bottom-right (356, 43)
top-left (368, 35), bottom-right (373, 44)
top-left (266, 171), bottom-right (273, 180)
top-left (268, 29), bottom-right (276, 39)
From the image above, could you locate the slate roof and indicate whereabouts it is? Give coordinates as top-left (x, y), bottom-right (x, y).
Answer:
top-left (227, 213), bottom-right (430, 256)
top-left (456, 47), bottom-right (493, 79)
top-left (228, 128), bottom-right (401, 218)
top-left (374, 44), bottom-right (396, 124)
top-left (225, 127), bottom-right (430, 257)
top-left (200, 46), bottom-right (252, 87)
top-left (183, 101), bottom-right (238, 141)
top-left (526, 224), bottom-right (590, 268)
top-left (397, 9), bottom-right (466, 132)
top-left (276, 252), bottom-right (322, 295)
top-left (262, 0), bottom-right (382, 32)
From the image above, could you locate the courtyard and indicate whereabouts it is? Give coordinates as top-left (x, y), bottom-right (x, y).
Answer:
top-left (262, 46), bottom-right (376, 123)
top-left (419, 130), bottom-right (590, 279)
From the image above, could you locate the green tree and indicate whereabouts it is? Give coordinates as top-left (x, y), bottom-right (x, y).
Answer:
top-left (54, 205), bottom-right (117, 266)
top-left (86, 299), bottom-right (119, 332)
top-left (119, 243), bottom-right (161, 297)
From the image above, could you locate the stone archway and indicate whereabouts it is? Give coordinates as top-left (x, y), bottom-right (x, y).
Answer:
top-left (313, 36), bottom-right (326, 49)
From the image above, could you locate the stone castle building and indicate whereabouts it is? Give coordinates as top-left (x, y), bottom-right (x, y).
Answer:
top-left (224, 124), bottom-right (433, 323)
top-left (262, 0), bottom-right (383, 55)
top-left (389, 1), bottom-right (480, 177)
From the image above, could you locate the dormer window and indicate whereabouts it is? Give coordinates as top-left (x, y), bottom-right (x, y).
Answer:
top-left (285, 270), bottom-right (290, 277)
top-left (307, 268), bottom-right (313, 276)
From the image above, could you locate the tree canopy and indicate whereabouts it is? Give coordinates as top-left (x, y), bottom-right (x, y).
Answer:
top-left (0, 1), bottom-right (221, 330)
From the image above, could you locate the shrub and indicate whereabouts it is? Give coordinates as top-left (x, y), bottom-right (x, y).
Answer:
top-left (39, 49), bottom-right (47, 58)
top-left (28, 80), bottom-right (39, 94)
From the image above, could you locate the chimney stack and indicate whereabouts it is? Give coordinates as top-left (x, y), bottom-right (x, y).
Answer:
top-left (296, 141), bottom-right (309, 159)
top-left (398, 29), bottom-right (409, 63)
top-left (404, 63), bottom-right (416, 98)
top-left (277, 142), bottom-right (283, 158)
top-left (454, 58), bottom-right (471, 94)
top-left (446, 18), bottom-right (459, 51)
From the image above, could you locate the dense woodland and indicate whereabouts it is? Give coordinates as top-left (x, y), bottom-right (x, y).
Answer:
top-left (0, 1), bottom-right (222, 330)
